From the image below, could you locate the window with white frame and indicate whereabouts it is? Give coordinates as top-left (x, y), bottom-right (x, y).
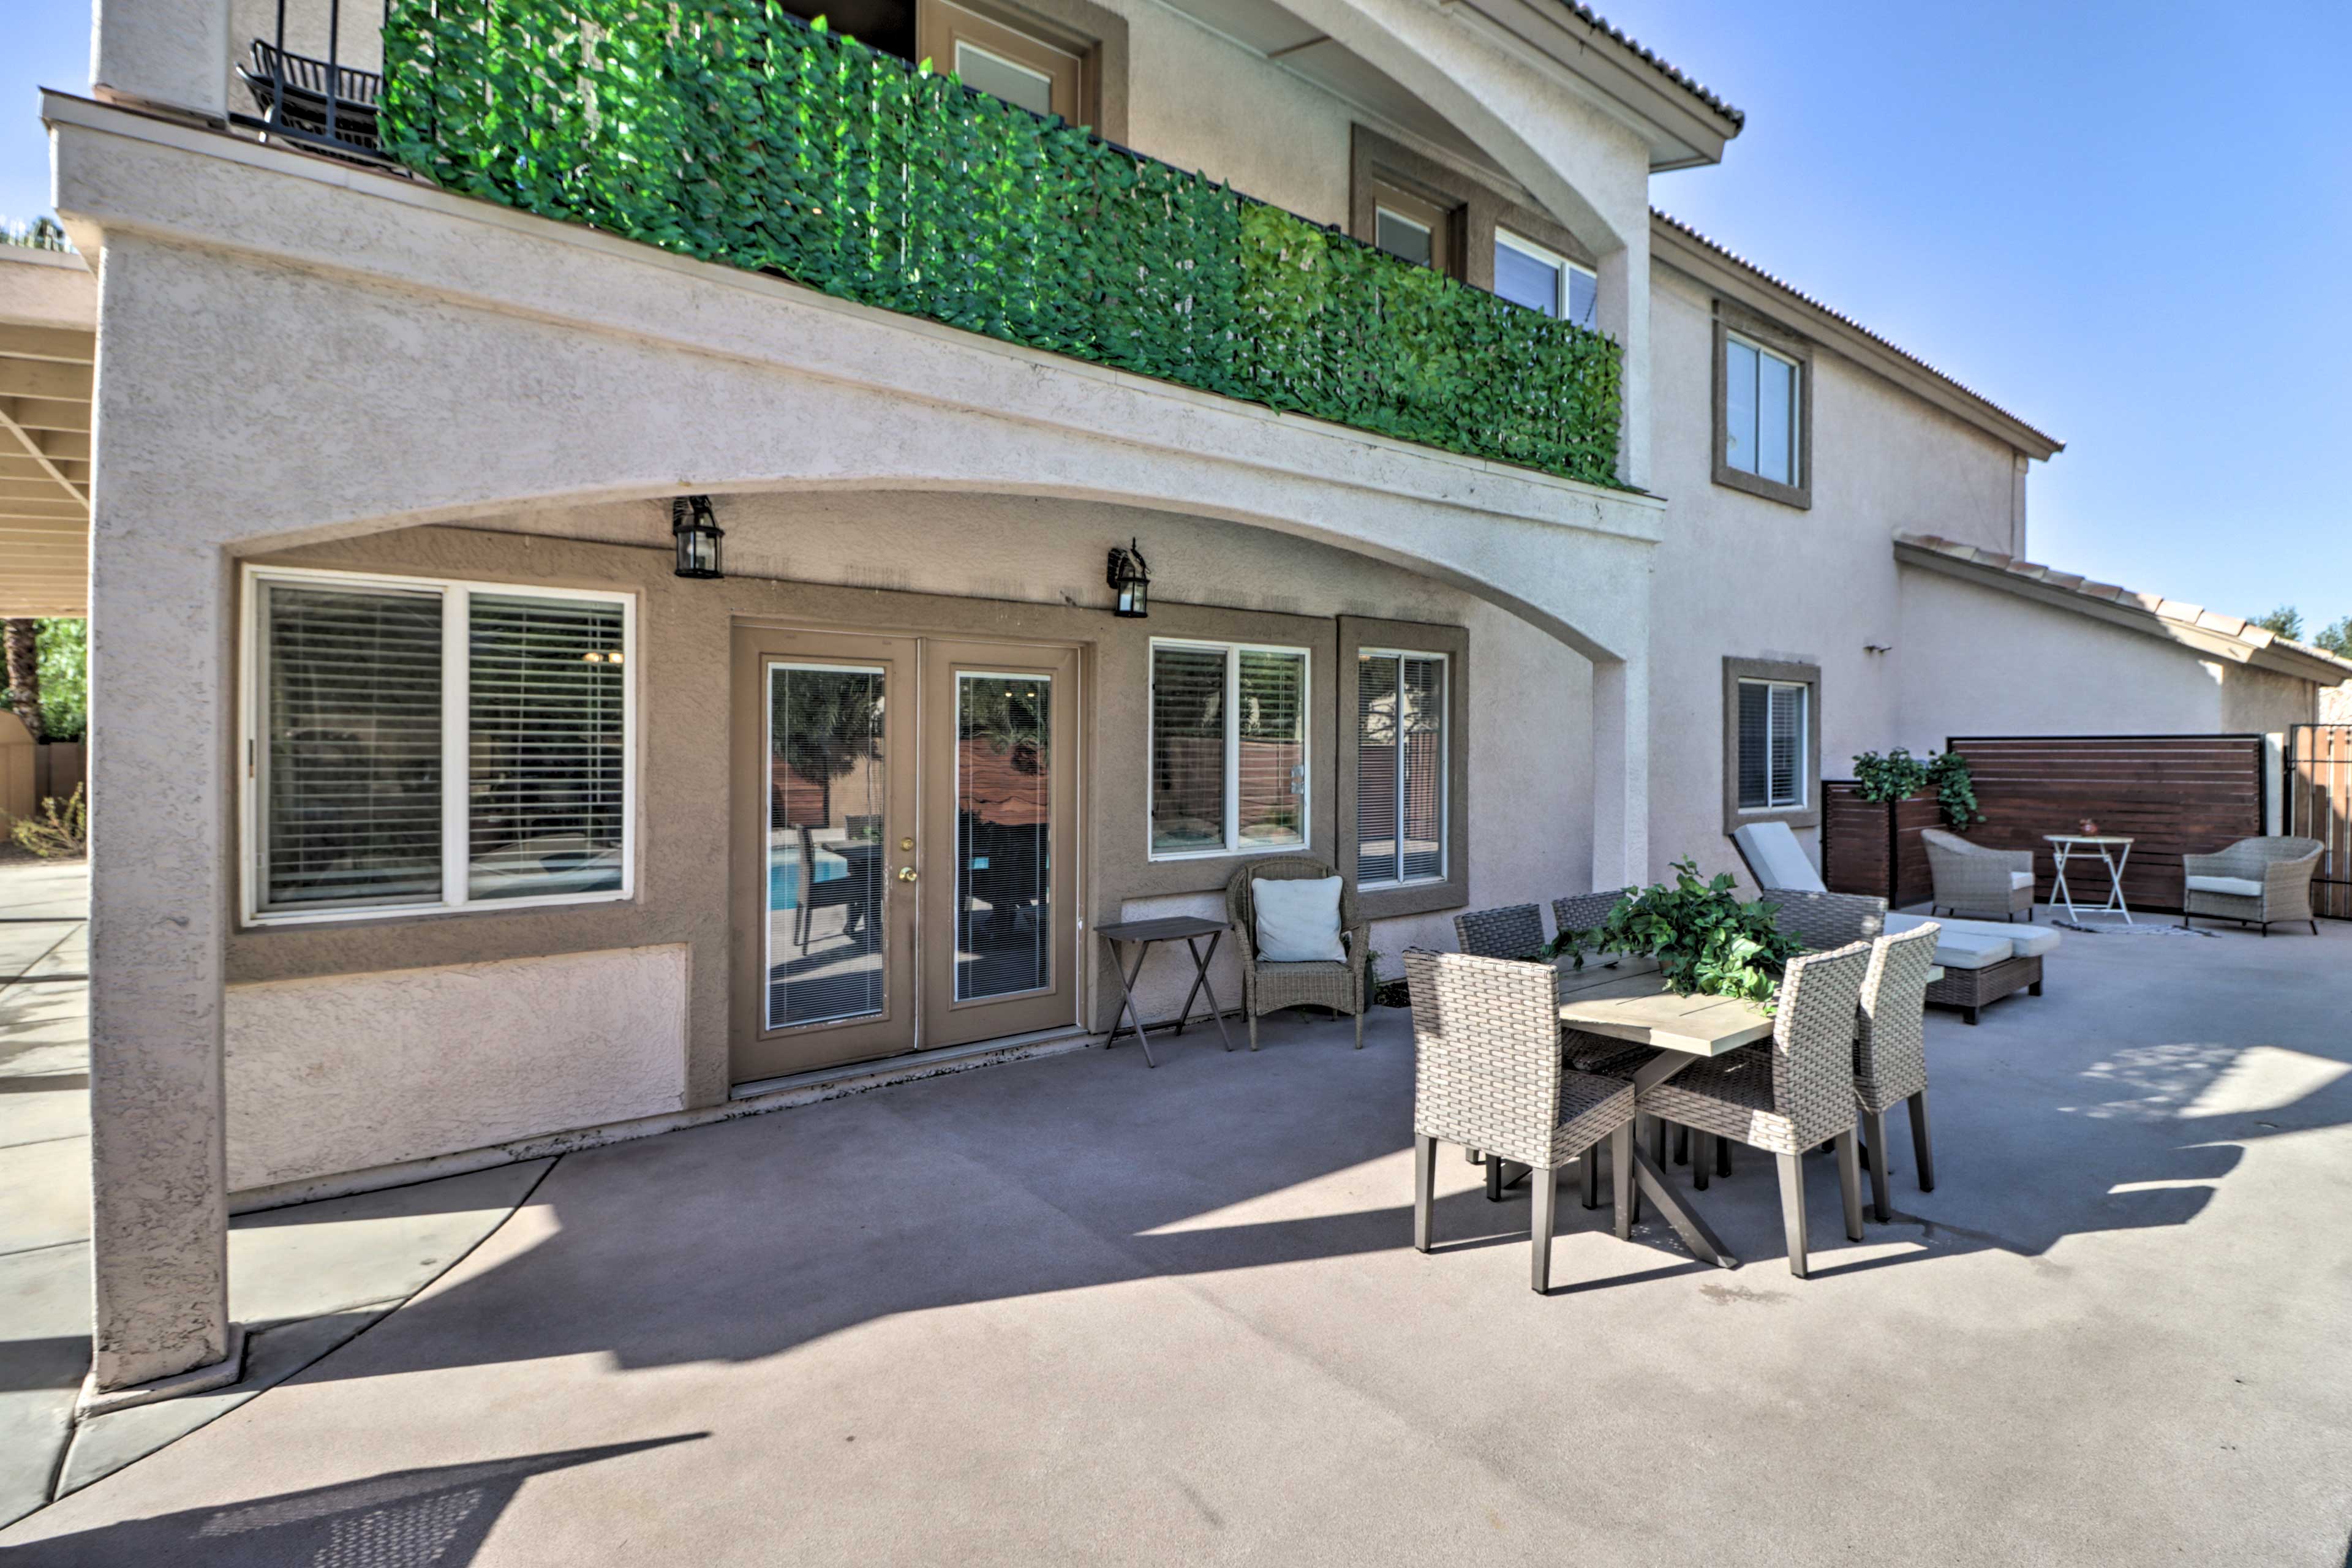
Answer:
top-left (1724, 331), bottom-right (1802, 486)
top-left (1735, 679), bottom-right (1807, 811)
top-left (1354, 650), bottom-right (1446, 886)
top-left (1493, 228), bottom-right (1598, 329)
top-left (1148, 639), bottom-right (1308, 858)
top-left (246, 567), bottom-right (635, 921)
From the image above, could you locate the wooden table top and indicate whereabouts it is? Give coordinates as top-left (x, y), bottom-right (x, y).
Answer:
top-left (1552, 957), bottom-right (1774, 1058)
top-left (2043, 834), bottom-right (2133, 846)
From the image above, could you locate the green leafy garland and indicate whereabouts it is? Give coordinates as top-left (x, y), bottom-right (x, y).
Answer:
top-left (378, 0), bottom-right (1625, 486)
top-left (1545, 859), bottom-right (1803, 1009)
top-left (1852, 746), bottom-right (1981, 831)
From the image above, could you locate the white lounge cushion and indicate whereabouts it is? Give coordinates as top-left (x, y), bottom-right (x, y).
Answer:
top-left (1880, 914), bottom-right (2011, 970)
top-left (1889, 912), bottom-right (2060, 962)
top-left (2002, 924), bottom-right (2063, 959)
top-left (2185, 875), bottom-right (2264, 900)
top-left (1733, 821), bottom-right (1825, 894)
top-left (2011, 871), bottom-right (2035, 891)
top-left (1252, 876), bottom-right (1346, 962)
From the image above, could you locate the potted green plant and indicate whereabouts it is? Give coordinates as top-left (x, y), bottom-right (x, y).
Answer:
top-left (1547, 859), bottom-right (1804, 1008)
top-left (1827, 747), bottom-right (1980, 905)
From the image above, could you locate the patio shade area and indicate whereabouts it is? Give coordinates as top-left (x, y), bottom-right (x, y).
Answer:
top-left (6, 920), bottom-right (2351, 1563)
top-left (0, 255), bottom-right (92, 618)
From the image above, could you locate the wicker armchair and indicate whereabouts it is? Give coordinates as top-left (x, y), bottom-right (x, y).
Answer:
top-left (1226, 856), bottom-right (1370, 1050)
top-left (1638, 941), bottom-right (1872, 1278)
top-left (2181, 837), bottom-right (2323, 936)
top-left (1404, 950), bottom-right (1638, 1293)
top-left (1854, 924), bottom-right (1941, 1222)
top-left (1920, 828), bottom-right (2035, 921)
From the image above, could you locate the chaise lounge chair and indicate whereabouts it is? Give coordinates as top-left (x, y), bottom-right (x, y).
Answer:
top-left (1732, 821), bottom-right (2060, 1024)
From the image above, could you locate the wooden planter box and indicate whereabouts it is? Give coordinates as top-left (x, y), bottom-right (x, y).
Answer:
top-left (1822, 782), bottom-right (1941, 910)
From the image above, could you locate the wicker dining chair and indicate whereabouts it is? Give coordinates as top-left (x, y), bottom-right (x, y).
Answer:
top-left (1854, 923), bottom-right (1942, 1222)
top-left (1921, 828), bottom-right (2035, 922)
top-left (1405, 949), bottom-right (1638, 1294)
top-left (1225, 856), bottom-right (1370, 1050)
top-left (2180, 836), bottom-right (2324, 936)
top-left (1762, 888), bottom-right (1886, 951)
top-left (1453, 904), bottom-right (1547, 961)
top-left (1637, 941), bottom-right (1874, 1278)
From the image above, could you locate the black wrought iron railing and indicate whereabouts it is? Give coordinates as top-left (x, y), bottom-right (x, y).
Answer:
top-left (231, 0), bottom-right (390, 158)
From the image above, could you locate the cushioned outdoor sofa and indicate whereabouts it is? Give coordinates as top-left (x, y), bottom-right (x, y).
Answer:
top-left (1733, 821), bottom-right (2061, 1024)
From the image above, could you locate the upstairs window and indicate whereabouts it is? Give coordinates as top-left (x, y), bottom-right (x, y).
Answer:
top-left (1371, 181), bottom-right (1455, 275)
top-left (1494, 229), bottom-right (1598, 329)
top-left (246, 567), bottom-right (634, 922)
top-left (1736, 679), bottom-right (1808, 811)
top-left (920, 0), bottom-right (1087, 123)
top-left (1149, 640), bottom-right (1308, 858)
top-left (1355, 650), bottom-right (1446, 887)
top-left (1714, 316), bottom-right (1811, 508)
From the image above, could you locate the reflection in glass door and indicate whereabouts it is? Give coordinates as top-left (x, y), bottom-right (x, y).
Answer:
top-left (954, 673), bottom-right (1053, 1002)
top-left (766, 663), bottom-right (889, 1031)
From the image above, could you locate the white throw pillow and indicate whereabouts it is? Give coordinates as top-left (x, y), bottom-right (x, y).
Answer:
top-left (1252, 876), bottom-right (1347, 962)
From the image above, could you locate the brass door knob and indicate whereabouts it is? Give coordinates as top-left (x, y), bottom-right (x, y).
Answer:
top-left (897, 866), bottom-right (918, 882)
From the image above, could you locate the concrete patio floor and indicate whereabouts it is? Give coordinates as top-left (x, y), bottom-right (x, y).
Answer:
top-left (6, 909), bottom-right (2351, 1564)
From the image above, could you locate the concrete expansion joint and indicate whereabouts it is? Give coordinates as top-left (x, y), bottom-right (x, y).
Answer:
top-left (75, 1324), bottom-right (247, 1420)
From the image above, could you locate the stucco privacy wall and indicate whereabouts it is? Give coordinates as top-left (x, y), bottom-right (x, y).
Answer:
top-left (225, 946), bottom-right (690, 1188)
top-left (1897, 567), bottom-right (2232, 742)
top-left (1642, 265), bottom-right (2026, 888)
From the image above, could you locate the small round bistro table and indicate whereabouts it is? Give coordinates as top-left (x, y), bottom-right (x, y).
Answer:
top-left (2045, 834), bottom-right (2135, 924)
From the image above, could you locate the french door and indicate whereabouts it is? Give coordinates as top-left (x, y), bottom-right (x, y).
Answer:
top-left (729, 626), bottom-right (1079, 1082)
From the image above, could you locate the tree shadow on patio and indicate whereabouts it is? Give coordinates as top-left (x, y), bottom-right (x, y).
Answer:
top-left (1, 1436), bottom-right (704, 1567)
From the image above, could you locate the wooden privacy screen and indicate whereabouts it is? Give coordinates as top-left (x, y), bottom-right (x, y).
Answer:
top-left (2288, 725), bottom-right (2351, 919)
top-left (1947, 735), bottom-right (2265, 915)
top-left (1821, 784), bottom-right (1942, 908)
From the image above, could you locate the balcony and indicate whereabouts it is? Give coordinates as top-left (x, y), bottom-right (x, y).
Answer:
top-left (239, 0), bottom-right (1625, 489)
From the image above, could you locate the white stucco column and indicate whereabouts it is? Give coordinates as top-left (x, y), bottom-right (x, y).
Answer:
top-left (83, 246), bottom-right (236, 1394)
top-left (1588, 650), bottom-right (1649, 888)
top-left (91, 0), bottom-right (229, 118)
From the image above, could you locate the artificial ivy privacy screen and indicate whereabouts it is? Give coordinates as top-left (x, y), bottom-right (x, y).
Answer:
top-left (380, 0), bottom-right (1625, 486)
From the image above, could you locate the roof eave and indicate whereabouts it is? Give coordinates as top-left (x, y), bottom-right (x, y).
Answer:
top-left (1454, 0), bottom-right (1741, 172)
top-left (1652, 214), bottom-right (2063, 461)
top-left (1894, 540), bottom-right (2352, 687)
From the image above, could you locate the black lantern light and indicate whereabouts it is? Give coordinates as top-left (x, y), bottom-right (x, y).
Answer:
top-left (672, 494), bottom-right (725, 579)
top-left (1106, 537), bottom-right (1150, 619)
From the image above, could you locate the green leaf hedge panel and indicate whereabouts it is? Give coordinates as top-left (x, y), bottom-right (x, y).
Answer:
top-left (380, 0), bottom-right (1624, 487)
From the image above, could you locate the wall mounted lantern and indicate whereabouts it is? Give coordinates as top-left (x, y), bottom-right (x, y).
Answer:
top-left (672, 494), bottom-right (725, 579)
top-left (1105, 537), bottom-right (1150, 619)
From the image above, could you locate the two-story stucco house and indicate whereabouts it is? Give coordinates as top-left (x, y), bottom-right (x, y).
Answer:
top-left (37, 0), bottom-right (2350, 1406)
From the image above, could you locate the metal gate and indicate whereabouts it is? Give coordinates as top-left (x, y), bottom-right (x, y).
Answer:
top-left (2287, 725), bottom-right (2352, 919)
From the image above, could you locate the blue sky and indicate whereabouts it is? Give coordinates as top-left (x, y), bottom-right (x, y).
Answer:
top-left (4, 1), bottom-right (2346, 629)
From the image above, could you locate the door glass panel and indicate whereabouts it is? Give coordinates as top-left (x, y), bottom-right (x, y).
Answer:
top-left (766, 663), bottom-right (888, 1030)
top-left (955, 673), bottom-right (1052, 1001)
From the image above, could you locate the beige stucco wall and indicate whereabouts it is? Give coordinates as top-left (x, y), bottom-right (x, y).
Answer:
top-left (225, 945), bottom-right (691, 1189)
top-left (1643, 264), bottom-right (2026, 888)
top-left (1893, 566), bottom-right (2323, 743)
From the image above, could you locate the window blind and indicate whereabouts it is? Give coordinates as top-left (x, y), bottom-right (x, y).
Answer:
top-left (260, 582), bottom-right (445, 911)
top-left (468, 594), bottom-right (627, 900)
top-left (252, 571), bottom-right (634, 921)
top-left (1150, 646), bottom-right (1226, 854)
top-left (1768, 682), bottom-right (1803, 807)
top-left (1236, 650), bottom-right (1305, 848)
top-left (1736, 679), bottom-right (1805, 811)
top-left (1736, 679), bottom-right (1771, 810)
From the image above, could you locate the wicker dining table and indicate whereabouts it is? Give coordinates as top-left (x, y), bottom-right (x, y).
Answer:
top-left (1543, 954), bottom-right (1945, 1268)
